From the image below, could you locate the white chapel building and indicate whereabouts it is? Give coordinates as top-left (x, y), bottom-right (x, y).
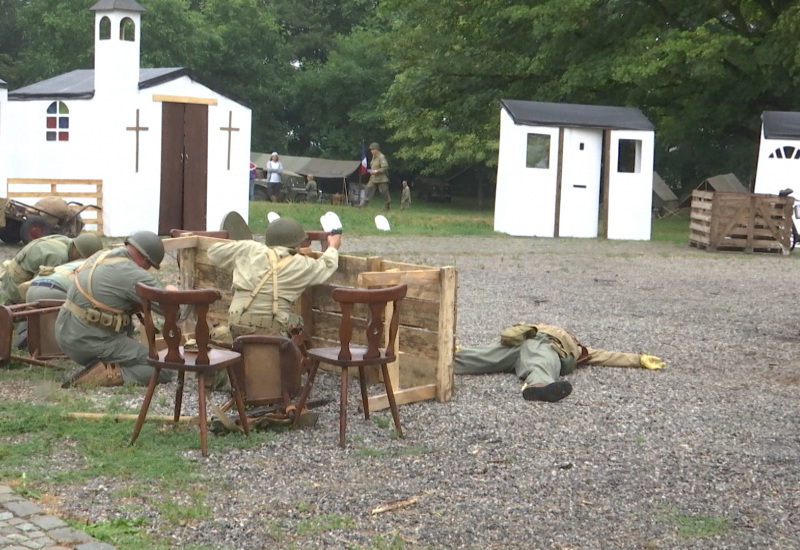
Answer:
top-left (495, 99), bottom-right (655, 240)
top-left (0, 0), bottom-right (252, 237)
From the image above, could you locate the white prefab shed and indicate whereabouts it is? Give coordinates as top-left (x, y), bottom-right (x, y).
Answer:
top-left (1, 0), bottom-right (252, 237)
top-left (495, 100), bottom-right (655, 240)
top-left (753, 111), bottom-right (800, 197)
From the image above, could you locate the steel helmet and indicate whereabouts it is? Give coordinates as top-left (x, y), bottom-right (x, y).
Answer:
top-left (125, 231), bottom-right (165, 269)
top-left (369, 142), bottom-right (380, 150)
top-left (72, 233), bottom-right (103, 258)
top-left (265, 217), bottom-right (307, 248)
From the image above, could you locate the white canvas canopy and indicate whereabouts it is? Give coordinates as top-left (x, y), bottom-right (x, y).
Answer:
top-left (251, 152), bottom-right (360, 178)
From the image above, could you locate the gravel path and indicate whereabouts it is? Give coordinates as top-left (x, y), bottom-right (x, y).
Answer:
top-left (3, 235), bottom-right (800, 549)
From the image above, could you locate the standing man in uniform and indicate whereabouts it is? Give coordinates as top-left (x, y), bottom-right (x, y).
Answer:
top-left (207, 217), bottom-right (341, 339)
top-left (400, 180), bottom-right (411, 210)
top-left (57, 231), bottom-right (178, 387)
top-left (454, 322), bottom-right (665, 402)
top-left (360, 142), bottom-right (391, 210)
top-left (0, 233), bottom-right (103, 303)
top-left (305, 174), bottom-right (318, 203)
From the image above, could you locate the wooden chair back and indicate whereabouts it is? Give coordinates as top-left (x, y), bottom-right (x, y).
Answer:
top-left (135, 283), bottom-right (220, 366)
top-left (331, 284), bottom-right (407, 362)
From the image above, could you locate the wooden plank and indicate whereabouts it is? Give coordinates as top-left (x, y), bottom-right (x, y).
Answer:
top-left (163, 236), bottom-right (199, 252)
top-left (358, 270), bottom-right (440, 287)
top-left (436, 266), bottom-right (456, 402)
top-left (365, 384), bottom-right (437, 412)
top-left (7, 178), bottom-right (102, 186)
top-left (152, 94), bottom-right (218, 105)
top-left (399, 352), bottom-right (437, 387)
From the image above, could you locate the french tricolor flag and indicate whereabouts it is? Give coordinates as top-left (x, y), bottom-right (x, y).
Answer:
top-left (360, 141), bottom-right (368, 175)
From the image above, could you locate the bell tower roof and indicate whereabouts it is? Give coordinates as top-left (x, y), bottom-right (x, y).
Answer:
top-left (90, 0), bottom-right (145, 12)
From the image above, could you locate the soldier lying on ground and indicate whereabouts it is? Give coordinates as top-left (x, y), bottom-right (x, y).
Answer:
top-left (454, 322), bottom-right (665, 402)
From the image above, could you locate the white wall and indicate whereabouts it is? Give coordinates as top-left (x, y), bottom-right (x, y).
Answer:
top-left (753, 125), bottom-right (800, 196)
top-left (558, 127), bottom-right (603, 238)
top-left (0, 86), bottom-right (7, 198)
top-left (606, 129), bottom-right (654, 240)
top-left (494, 107), bottom-right (558, 237)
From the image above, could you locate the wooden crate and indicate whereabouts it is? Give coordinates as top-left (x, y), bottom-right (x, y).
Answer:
top-left (689, 190), bottom-right (794, 254)
top-left (6, 178), bottom-right (104, 235)
top-left (164, 235), bottom-right (456, 411)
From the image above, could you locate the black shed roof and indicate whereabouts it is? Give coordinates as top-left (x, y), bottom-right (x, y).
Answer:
top-left (501, 99), bottom-right (654, 131)
top-left (761, 111), bottom-right (800, 140)
top-left (9, 68), bottom-right (250, 107)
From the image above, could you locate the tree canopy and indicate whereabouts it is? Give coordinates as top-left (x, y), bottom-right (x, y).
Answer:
top-left (3, 0), bottom-right (800, 194)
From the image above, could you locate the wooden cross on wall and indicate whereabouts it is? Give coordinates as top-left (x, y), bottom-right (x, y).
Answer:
top-left (126, 109), bottom-right (149, 173)
top-left (220, 111), bottom-right (240, 170)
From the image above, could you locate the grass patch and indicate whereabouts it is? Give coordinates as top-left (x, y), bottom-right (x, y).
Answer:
top-left (295, 513), bottom-right (354, 536)
top-left (248, 198), bottom-right (690, 242)
top-left (674, 512), bottom-right (731, 538)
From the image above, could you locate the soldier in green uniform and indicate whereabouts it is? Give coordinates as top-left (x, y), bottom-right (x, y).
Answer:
top-left (454, 322), bottom-right (665, 402)
top-left (207, 217), bottom-right (341, 339)
top-left (0, 233), bottom-right (103, 303)
top-left (305, 174), bottom-right (318, 203)
top-left (20, 259), bottom-right (84, 302)
top-left (361, 142), bottom-right (391, 210)
top-left (400, 180), bottom-right (411, 210)
top-left (57, 231), bottom-right (178, 387)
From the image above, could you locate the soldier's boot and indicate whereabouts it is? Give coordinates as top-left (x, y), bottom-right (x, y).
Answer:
top-left (522, 380), bottom-right (572, 402)
top-left (382, 201), bottom-right (391, 211)
top-left (62, 361), bottom-right (124, 388)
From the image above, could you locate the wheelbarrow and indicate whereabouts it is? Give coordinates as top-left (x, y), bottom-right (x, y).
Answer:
top-left (0, 197), bottom-right (101, 245)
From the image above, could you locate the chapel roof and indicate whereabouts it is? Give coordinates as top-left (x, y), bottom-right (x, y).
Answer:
top-left (501, 99), bottom-right (654, 131)
top-left (9, 68), bottom-right (250, 107)
top-left (0, 79), bottom-right (7, 89)
top-left (89, 0), bottom-right (146, 12)
top-left (761, 111), bottom-right (800, 140)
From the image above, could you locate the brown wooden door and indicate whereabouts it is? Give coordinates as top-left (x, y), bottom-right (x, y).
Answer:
top-left (159, 102), bottom-right (208, 234)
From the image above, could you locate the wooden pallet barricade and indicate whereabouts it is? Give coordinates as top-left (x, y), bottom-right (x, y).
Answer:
top-left (164, 236), bottom-right (456, 411)
top-left (6, 178), bottom-right (103, 235)
top-left (689, 190), bottom-right (794, 255)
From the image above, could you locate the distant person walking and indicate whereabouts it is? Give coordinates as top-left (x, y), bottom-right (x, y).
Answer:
top-left (400, 180), bottom-right (411, 210)
top-left (361, 142), bottom-right (391, 210)
top-left (266, 152), bottom-right (283, 202)
top-left (305, 174), bottom-right (318, 203)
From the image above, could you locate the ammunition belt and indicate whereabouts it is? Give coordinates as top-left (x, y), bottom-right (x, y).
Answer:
top-left (63, 300), bottom-right (131, 332)
top-left (229, 312), bottom-right (280, 330)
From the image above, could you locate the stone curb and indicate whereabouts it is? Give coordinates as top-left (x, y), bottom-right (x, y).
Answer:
top-left (0, 485), bottom-right (117, 550)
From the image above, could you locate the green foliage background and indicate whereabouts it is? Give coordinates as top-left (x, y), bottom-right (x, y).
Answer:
top-left (3, 0), bottom-right (800, 196)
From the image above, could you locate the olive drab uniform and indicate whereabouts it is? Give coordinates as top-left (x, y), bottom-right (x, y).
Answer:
top-left (207, 240), bottom-right (339, 338)
top-left (454, 322), bottom-right (641, 388)
top-left (0, 235), bottom-right (74, 303)
top-left (365, 152), bottom-right (391, 206)
top-left (55, 247), bottom-right (173, 385)
top-left (20, 259), bottom-right (84, 302)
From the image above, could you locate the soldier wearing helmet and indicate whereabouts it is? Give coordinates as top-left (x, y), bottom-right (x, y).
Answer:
top-left (208, 217), bottom-right (341, 339)
top-left (57, 231), bottom-right (179, 388)
top-left (0, 233), bottom-right (103, 303)
top-left (359, 142), bottom-right (391, 210)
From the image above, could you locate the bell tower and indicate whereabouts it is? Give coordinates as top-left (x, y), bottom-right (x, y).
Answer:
top-left (90, 0), bottom-right (146, 97)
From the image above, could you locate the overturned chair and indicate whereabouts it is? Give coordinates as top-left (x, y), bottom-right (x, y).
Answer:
top-left (0, 299), bottom-right (67, 368)
top-left (131, 283), bottom-right (250, 457)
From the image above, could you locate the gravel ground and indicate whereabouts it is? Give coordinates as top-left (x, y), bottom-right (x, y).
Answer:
top-left (3, 235), bottom-right (800, 549)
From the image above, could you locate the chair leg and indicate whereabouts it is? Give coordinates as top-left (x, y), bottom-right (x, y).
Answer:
top-left (339, 366), bottom-right (349, 448)
top-left (174, 370), bottom-right (186, 423)
top-left (131, 367), bottom-right (161, 446)
top-left (380, 363), bottom-right (403, 438)
top-left (291, 359), bottom-right (320, 429)
top-left (197, 373), bottom-right (208, 457)
top-left (226, 365), bottom-right (250, 436)
top-left (358, 365), bottom-right (370, 420)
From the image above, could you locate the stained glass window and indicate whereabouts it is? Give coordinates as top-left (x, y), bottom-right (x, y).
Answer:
top-left (46, 101), bottom-right (69, 142)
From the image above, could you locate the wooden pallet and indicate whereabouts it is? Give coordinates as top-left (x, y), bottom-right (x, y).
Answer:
top-left (689, 190), bottom-right (793, 254)
top-left (6, 178), bottom-right (103, 235)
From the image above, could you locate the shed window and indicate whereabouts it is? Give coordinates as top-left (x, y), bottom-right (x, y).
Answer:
top-left (120, 17), bottom-right (135, 41)
top-left (46, 101), bottom-right (69, 142)
top-left (99, 16), bottom-right (111, 40)
top-left (617, 139), bottom-right (642, 173)
top-left (768, 146), bottom-right (800, 159)
top-left (526, 133), bottom-right (550, 169)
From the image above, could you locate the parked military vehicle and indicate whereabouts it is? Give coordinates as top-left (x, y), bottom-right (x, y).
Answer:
top-left (252, 168), bottom-right (308, 203)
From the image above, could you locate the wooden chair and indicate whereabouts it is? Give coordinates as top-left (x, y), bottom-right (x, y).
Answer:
top-left (231, 334), bottom-right (303, 408)
top-left (0, 299), bottom-right (67, 368)
top-left (292, 284), bottom-right (407, 447)
top-left (131, 283), bottom-right (250, 457)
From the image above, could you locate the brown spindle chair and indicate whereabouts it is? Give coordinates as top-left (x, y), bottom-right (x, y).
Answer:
top-left (292, 283), bottom-right (407, 447)
top-left (131, 283), bottom-right (250, 457)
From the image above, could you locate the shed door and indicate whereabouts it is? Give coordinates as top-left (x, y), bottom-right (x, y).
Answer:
top-left (557, 128), bottom-right (603, 238)
top-left (159, 102), bottom-right (208, 234)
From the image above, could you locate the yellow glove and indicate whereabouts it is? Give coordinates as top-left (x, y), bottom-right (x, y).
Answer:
top-left (639, 354), bottom-right (666, 370)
